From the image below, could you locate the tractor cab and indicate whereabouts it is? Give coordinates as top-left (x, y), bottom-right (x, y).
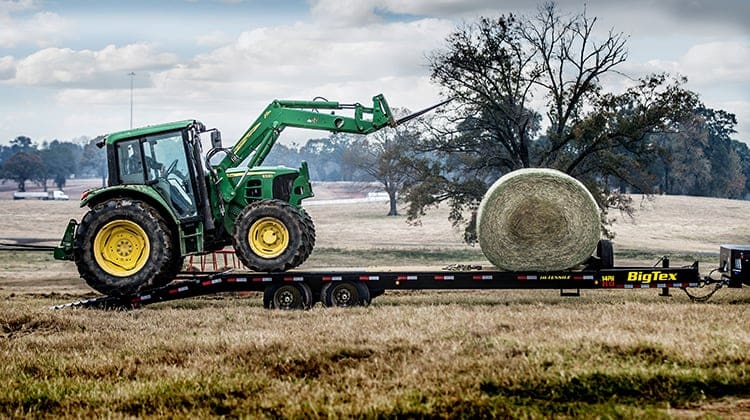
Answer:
top-left (105, 120), bottom-right (208, 222)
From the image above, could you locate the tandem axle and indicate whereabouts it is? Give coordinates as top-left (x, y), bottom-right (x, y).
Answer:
top-left (55, 243), bottom-right (749, 310)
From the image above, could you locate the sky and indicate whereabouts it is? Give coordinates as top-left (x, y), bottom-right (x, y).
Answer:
top-left (0, 0), bottom-right (748, 147)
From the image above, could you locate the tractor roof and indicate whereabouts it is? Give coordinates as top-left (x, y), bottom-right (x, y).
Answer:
top-left (104, 120), bottom-right (198, 145)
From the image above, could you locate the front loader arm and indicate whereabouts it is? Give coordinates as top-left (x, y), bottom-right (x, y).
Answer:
top-left (209, 94), bottom-right (450, 205)
top-left (215, 94), bottom-right (395, 173)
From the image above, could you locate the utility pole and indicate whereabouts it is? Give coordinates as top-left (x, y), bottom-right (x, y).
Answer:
top-left (128, 72), bottom-right (135, 128)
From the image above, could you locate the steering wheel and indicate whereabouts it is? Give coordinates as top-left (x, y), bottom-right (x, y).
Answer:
top-left (164, 159), bottom-right (190, 188)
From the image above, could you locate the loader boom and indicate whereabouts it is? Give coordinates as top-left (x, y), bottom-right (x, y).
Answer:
top-left (215, 94), bottom-right (395, 173)
top-left (209, 94), bottom-right (397, 206)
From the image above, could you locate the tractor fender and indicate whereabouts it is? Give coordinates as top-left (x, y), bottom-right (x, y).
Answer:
top-left (80, 185), bottom-right (180, 225)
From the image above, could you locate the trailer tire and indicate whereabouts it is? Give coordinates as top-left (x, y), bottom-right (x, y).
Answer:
top-left (596, 239), bottom-right (614, 269)
top-left (321, 281), bottom-right (369, 308)
top-left (356, 281), bottom-right (371, 306)
top-left (233, 199), bottom-right (313, 271)
top-left (264, 283), bottom-right (312, 310)
top-left (73, 199), bottom-right (176, 296)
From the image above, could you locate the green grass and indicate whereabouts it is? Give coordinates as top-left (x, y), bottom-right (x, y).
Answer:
top-left (0, 296), bottom-right (748, 418)
top-left (0, 245), bottom-right (748, 418)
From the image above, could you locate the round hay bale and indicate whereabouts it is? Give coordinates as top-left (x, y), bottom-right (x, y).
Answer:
top-left (477, 168), bottom-right (600, 271)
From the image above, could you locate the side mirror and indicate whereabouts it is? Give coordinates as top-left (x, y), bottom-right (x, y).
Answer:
top-left (210, 130), bottom-right (222, 149)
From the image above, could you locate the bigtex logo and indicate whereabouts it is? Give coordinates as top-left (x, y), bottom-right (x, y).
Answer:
top-left (627, 271), bottom-right (678, 283)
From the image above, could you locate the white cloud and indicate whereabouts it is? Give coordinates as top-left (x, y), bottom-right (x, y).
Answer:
top-left (712, 99), bottom-right (750, 142)
top-left (0, 0), bottom-right (38, 17)
top-left (309, 0), bottom-right (383, 26)
top-left (680, 41), bottom-right (750, 85)
top-left (52, 17), bottom-right (447, 143)
top-left (380, 0), bottom-right (503, 18)
top-left (12, 44), bottom-right (179, 88)
top-left (134, 17), bottom-right (452, 109)
top-left (194, 30), bottom-right (233, 47)
top-left (0, 55), bottom-right (15, 79)
top-left (618, 40), bottom-right (750, 91)
top-left (2, 0), bottom-right (748, 145)
top-left (0, 9), bottom-right (71, 48)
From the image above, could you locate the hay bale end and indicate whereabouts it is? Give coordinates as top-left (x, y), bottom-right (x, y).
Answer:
top-left (477, 168), bottom-right (601, 271)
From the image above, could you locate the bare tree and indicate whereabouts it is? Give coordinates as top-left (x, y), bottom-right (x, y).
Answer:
top-left (404, 2), bottom-right (699, 239)
top-left (524, 4), bottom-right (627, 158)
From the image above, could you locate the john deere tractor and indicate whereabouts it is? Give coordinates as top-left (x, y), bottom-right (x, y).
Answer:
top-left (55, 95), bottom-right (445, 296)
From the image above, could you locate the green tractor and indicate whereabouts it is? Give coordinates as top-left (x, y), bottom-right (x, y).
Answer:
top-left (55, 95), bottom-right (445, 296)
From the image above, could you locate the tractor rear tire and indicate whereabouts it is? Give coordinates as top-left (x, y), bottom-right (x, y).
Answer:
top-left (292, 209), bottom-right (316, 268)
top-left (233, 199), bottom-right (314, 272)
top-left (73, 199), bottom-right (177, 296)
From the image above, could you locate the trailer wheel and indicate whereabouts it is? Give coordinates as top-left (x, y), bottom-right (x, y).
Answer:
top-left (73, 199), bottom-right (176, 296)
top-left (321, 281), bottom-right (369, 308)
top-left (597, 239), bottom-right (614, 269)
top-left (264, 283), bottom-right (312, 310)
top-left (233, 200), bottom-right (313, 272)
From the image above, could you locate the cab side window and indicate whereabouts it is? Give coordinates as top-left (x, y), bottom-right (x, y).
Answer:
top-left (117, 140), bottom-right (145, 184)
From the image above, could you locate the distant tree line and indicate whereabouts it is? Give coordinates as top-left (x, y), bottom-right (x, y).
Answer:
top-left (3, 105), bottom-right (747, 201)
top-left (0, 136), bottom-right (106, 192)
top-left (264, 110), bottom-right (750, 200)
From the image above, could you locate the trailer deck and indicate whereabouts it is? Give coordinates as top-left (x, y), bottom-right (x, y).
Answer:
top-left (51, 261), bottom-right (722, 310)
top-left (53, 243), bottom-right (748, 310)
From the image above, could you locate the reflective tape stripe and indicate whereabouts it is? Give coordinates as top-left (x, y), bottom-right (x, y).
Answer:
top-left (168, 286), bottom-right (189, 294)
top-left (202, 279), bottom-right (222, 286)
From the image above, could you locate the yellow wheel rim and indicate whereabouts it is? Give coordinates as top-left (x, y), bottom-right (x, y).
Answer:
top-left (248, 217), bottom-right (289, 259)
top-left (93, 220), bottom-right (150, 277)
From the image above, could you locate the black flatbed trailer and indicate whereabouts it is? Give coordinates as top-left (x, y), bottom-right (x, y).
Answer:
top-left (55, 243), bottom-right (749, 310)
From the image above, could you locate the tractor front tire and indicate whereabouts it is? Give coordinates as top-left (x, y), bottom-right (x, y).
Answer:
top-left (73, 199), bottom-right (176, 296)
top-left (233, 199), bottom-right (314, 272)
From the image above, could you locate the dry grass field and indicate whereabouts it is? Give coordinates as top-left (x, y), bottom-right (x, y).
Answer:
top-left (0, 180), bottom-right (749, 418)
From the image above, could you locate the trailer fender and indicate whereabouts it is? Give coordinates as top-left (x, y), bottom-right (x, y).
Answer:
top-left (80, 185), bottom-right (179, 224)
